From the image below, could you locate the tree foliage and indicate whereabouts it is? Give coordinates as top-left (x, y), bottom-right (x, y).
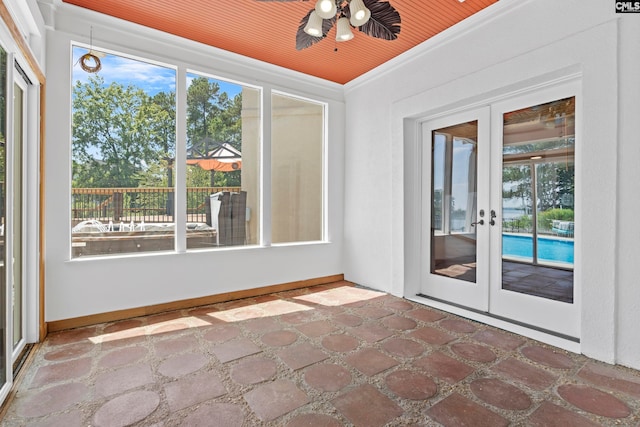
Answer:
top-left (503, 162), bottom-right (574, 213)
top-left (72, 75), bottom-right (174, 187)
top-left (72, 74), bottom-right (243, 189)
top-left (187, 77), bottom-right (220, 146)
top-left (186, 76), bottom-right (242, 187)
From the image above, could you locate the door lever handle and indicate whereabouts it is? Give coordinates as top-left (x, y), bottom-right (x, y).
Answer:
top-left (471, 220), bottom-right (484, 227)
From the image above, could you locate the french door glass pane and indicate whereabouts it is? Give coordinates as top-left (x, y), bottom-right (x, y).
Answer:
top-left (430, 121), bottom-right (478, 283)
top-left (501, 97), bottom-right (575, 303)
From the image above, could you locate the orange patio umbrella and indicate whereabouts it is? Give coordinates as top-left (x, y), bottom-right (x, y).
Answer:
top-left (186, 140), bottom-right (242, 172)
top-left (186, 157), bottom-right (241, 172)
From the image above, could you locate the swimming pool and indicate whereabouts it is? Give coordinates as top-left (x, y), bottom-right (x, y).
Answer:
top-left (502, 234), bottom-right (574, 265)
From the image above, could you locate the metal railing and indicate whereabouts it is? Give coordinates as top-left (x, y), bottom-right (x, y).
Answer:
top-left (71, 186), bottom-right (241, 224)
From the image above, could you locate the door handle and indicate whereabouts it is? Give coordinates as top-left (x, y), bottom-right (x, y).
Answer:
top-left (471, 220), bottom-right (484, 227)
top-left (490, 210), bottom-right (497, 226)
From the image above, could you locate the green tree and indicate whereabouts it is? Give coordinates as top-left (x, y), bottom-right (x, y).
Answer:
top-left (186, 77), bottom-right (244, 187)
top-left (72, 75), bottom-right (161, 188)
top-left (210, 92), bottom-right (243, 149)
top-left (187, 77), bottom-right (221, 146)
top-left (536, 162), bottom-right (574, 211)
top-left (213, 93), bottom-right (243, 187)
top-left (503, 164), bottom-right (532, 212)
top-left (148, 91), bottom-right (176, 187)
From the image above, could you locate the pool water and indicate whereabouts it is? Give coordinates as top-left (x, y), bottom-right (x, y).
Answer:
top-left (502, 234), bottom-right (574, 264)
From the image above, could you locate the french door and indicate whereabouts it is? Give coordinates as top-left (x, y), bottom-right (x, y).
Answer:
top-left (421, 107), bottom-right (491, 312)
top-left (421, 82), bottom-right (579, 339)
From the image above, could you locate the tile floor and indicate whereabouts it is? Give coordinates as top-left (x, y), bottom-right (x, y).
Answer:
top-left (2, 281), bottom-right (640, 426)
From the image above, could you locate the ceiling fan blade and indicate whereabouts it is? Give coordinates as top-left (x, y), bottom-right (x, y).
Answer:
top-left (358, 0), bottom-right (401, 41)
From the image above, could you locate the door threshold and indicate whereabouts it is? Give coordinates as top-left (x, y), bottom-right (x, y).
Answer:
top-left (0, 342), bottom-right (40, 419)
top-left (409, 294), bottom-right (581, 354)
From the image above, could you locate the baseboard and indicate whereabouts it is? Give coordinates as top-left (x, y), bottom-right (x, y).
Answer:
top-left (47, 274), bottom-right (345, 333)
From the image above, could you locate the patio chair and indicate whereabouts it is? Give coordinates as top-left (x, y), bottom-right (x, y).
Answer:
top-left (552, 220), bottom-right (574, 237)
top-left (209, 192), bottom-right (223, 246)
top-left (72, 219), bottom-right (109, 233)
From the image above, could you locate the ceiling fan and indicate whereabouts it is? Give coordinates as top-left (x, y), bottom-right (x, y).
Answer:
top-left (258, 0), bottom-right (401, 50)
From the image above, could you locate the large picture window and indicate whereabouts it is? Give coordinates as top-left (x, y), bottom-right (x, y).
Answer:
top-left (71, 47), bottom-right (177, 257)
top-left (70, 46), bottom-right (325, 258)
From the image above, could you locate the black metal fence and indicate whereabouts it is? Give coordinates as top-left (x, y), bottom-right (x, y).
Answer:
top-left (71, 186), bottom-right (242, 224)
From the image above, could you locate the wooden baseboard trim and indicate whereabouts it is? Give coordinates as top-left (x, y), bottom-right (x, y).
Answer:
top-left (47, 274), bottom-right (346, 333)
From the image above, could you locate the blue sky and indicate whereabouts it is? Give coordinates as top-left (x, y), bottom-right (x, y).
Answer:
top-left (72, 46), bottom-right (242, 98)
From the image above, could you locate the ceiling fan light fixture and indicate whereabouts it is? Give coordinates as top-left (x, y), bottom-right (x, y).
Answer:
top-left (336, 17), bottom-right (354, 41)
top-left (296, 0), bottom-right (400, 51)
top-left (303, 11), bottom-right (324, 37)
top-left (315, 0), bottom-right (337, 19)
top-left (349, 0), bottom-right (371, 27)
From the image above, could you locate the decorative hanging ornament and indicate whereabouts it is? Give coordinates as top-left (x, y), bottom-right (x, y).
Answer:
top-left (78, 26), bottom-right (102, 73)
top-left (79, 52), bottom-right (101, 73)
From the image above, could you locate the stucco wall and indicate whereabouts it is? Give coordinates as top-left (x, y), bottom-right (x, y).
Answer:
top-left (615, 15), bottom-right (640, 371)
top-left (343, 0), bottom-right (640, 369)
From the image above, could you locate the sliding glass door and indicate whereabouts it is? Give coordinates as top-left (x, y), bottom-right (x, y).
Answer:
top-left (11, 69), bottom-right (27, 365)
top-left (0, 44), bottom-right (7, 402)
top-left (0, 49), bottom-right (33, 405)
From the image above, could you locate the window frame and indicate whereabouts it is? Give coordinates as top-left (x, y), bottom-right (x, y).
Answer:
top-left (69, 43), bottom-right (328, 259)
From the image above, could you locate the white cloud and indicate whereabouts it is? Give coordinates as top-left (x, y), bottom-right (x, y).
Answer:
top-left (72, 49), bottom-right (176, 95)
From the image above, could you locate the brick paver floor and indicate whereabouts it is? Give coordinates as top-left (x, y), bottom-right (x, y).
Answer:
top-left (2, 281), bottom-right (640, 426)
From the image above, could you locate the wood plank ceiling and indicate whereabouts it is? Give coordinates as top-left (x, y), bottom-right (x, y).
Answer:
top-left (63, 0), bottom-right (498, 84)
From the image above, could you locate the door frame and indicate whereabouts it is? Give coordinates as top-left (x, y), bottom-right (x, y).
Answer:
top-left (9, 64), bottom-right (29, 365)
top-left (404, 74), bottom-right (582, 352)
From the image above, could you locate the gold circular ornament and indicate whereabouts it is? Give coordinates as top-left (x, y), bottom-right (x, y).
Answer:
top-left (79, 53), bottom-right (102, 73)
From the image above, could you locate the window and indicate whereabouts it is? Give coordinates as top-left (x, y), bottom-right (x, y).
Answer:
top-left (70, 46), bottom-right (326, 258)
top-left (271, 92), bottom-right (325, 244)
top-left (71, 47), bottom-right (176, 257)
top-left (185, 73), bottom-right (261, 250)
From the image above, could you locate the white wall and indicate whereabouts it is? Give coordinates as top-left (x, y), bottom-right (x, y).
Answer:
top-left (4, 0), bottom-right (46, 67)
top-left (344, 0), bottom-right (640, 370)
top-left (615, 15), bottom-right (640, 371)
top-left (41, 3), bottom-right (345, 321)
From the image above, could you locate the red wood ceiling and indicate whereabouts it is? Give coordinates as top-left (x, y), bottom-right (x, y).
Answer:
top-left (62, 0), bottom-right (498, 84)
